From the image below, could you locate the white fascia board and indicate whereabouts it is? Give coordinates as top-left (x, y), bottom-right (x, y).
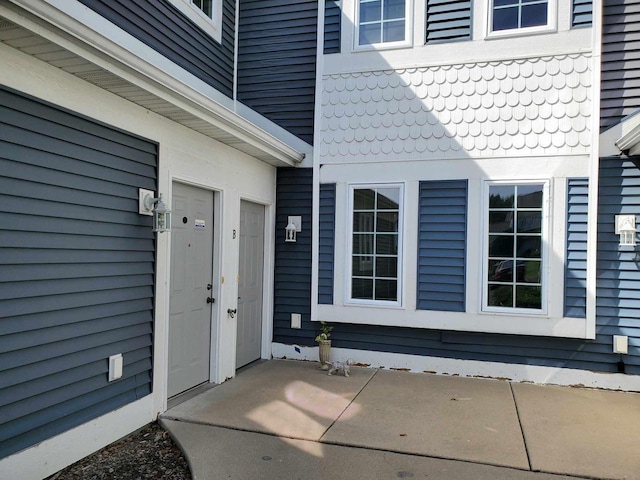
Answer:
top-left (5, 0), bottom-right (306, 166)
top-left (615, 110), bottom-right (640, 156)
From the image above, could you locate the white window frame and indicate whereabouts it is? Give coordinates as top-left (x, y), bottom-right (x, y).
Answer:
top-left (346, 183), bottom-right (404, 307)
top-left (168, 0), bottom-right (223, 43)
top-left (481, 180), bottom-right (550, 316)
top-left (354, 0), bottom-right (413, 51)
top-left (486, 0), bottom-right (557, 39)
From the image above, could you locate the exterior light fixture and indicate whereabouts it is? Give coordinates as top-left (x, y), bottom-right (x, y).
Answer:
top-left (615, 215), bottom-right (636, 247)
top-left (139, 188), bottom-right (172, 233)
top-left (285, 216), bottom-right (301, 243)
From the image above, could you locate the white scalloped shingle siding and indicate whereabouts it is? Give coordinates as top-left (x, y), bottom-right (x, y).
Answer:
top-left (320, 54), bottom-right (592, 161)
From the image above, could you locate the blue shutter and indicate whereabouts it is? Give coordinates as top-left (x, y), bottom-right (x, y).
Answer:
top-left (324, 0), bottom-right (341, 54)
top-left (565, 178), bottom-right (588, 318)
top-left (318, 184), bottom-right (336, 304)
top-left (572, 0), bottom-right (593, 27)
top-left (417, 180), bottom-right (467, 312)
top-left (426, 0), bottom-right (472, 44)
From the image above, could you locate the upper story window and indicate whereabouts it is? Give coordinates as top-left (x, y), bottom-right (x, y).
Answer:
top-left (356, 0), bottom-right (410, 48)
top-left (349, 185), bottom-right (403, 305)
top-left (192, 0), bottom-right (213, 17)
top-left (484, 183), bottom-right (546, 313)
top-left (488, 0), bottom-right (556, 36)
top-left (168, 0), bottom-right (223, 43)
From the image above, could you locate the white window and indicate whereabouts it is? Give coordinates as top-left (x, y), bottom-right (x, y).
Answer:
top-left (488, 0), bottom-right (556, 36)
top-left (484, 182), bottom-right (547, 313)
top-left (348, 185), bottom-right (403, 304)
top-left (356, 0), bottom-right (410, 48)
top-left (168, 0), bottom-right (223, 43)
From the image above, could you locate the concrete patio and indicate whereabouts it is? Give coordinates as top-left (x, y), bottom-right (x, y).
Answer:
top-left (160, 360), bottom-right (640, 480)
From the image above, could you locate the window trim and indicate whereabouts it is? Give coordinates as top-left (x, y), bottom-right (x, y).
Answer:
top-left (167, 0), bottom-right (223, 43)
top-left (485, 0), bottom-right (557, 39)
top-left (346, 183), bottom-right (404, 307)
top-left (481, 180), bottom-right (550, 315)
top-left (353, 0), bottom-right (413, 51)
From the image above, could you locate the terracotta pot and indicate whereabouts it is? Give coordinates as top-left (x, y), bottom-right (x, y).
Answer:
top-left (318, 339), bottom-right (332, 367)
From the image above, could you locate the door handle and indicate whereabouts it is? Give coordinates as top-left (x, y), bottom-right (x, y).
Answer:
top-left (227, 308), bottom-right (237, 318)
top-left (207, 297), bottom-right (215, 304)
top-left (207, 284), bottom-right (212, 291)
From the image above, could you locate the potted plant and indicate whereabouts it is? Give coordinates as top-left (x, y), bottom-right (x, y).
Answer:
top-left (315, 321), bottom-right (333, 369)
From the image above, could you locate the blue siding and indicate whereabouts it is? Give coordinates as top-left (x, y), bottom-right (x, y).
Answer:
top-left (565, 178), bottom-right (589, 318)
top-left (426, 0), bottom-right (472, 43)
top-left (324, 0), bottom-right (341, 54)
top-left (273, 168), bottom-right (315, 344)
top-left (595, 157), bottom-right (640, 373)
top-left (77, 0), bottom-right (235, 98)
top-left (601, 0), bottom-right (640, 130)
top-left (319, 184), bottom-right (336, 304)
top-left (237, 0), bottom-right (318, 145)
top-left (417, 180), bottom-right (467, 312)
top-left (273, 171), bottom-right (639, 377)
top-left (572, 0), bottom-right (593, 27)
top-left (0, 87), bottom-right (156, 458)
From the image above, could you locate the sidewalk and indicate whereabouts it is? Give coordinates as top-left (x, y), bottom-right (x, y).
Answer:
top-left (160, 360), bottom-right (640, 480)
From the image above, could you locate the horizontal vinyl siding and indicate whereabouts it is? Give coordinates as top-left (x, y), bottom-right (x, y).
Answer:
top-left (565, 178), bottom-right (588, 318)
top-left (0, 88), bottom-right (156, 458)
top-left (600, 0), bottom-right (640, 130)
top-left (237, 0), bottom-right (317, 144)
top-left (595, 157), bottom-right (640, 373)
top-left (318, 184), bottom-right (336, 304)
top-left (417, 180), bottom-right (467, 312)
top-left (77, 0), bottom-right (235, 97)
top-left (324, 0), bottom-right (341, 54)
top-left (426, 0), bottom-right (472, 44)
top-left (273, 168), bottom-right (314, 344)
top-left (573, 0), bottom-right (593, 27)
top-left (276, 172), bottom-right (638, 377)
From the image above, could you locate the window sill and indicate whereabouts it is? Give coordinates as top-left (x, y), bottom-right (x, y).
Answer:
top-left (352, 41), bottom-right (413, 53)
top-left (317, 304), bottom-right (592, 339)
top-left (485, 24), bottom-right (557, 41)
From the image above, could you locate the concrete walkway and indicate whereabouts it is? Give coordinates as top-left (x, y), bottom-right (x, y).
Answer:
top-left (160, 360), bottom-right (640, 480)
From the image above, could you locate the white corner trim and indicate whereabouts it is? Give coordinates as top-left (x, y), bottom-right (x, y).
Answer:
top-left (271, 343), bottom-right (640, 392)
top-left (616, 111), bottom-right (640, 156)
top-left (0, 398), bottom-right (155, 480)
top-left (3, 0), bottom-right (306, 166)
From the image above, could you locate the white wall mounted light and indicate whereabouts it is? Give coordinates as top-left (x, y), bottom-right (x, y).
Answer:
top-left (285, 215), bottom-right (301, 243)
top-left (139, 188), bottom-right (172, 233)
top-left (615, 215), bottom-right (636, 247)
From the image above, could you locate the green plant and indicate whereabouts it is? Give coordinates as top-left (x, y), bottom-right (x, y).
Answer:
top-left (315, 321), bottom-right (333, 342)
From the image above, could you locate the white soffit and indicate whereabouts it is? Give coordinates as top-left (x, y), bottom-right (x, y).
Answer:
top-left (0, 4), bottom-right (305, 167)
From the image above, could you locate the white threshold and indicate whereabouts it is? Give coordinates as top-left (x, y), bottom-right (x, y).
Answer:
top-left (272, 343), bottom-right (640, 392)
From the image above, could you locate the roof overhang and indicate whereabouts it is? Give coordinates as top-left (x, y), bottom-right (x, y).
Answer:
top-left (0, 0), bottom-right (308, 167)
top-left (600, 109), bottom-right (640, 158)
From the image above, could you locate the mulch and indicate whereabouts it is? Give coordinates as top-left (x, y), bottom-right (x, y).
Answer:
top-left (46, 422), bottom-right (191, 480)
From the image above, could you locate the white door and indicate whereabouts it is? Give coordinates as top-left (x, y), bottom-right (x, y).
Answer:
top-left (168, 183), bottom-right (214, 397)
top-left (236, 200), bottom-right (265, 368)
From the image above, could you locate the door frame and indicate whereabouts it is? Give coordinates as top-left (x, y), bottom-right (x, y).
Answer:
top-left (161, 173), bottom-right (275, 402)
top-left (165, 176), bottom-right (222, 396)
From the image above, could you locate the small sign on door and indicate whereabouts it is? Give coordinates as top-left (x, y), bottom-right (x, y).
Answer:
top-left (195, 219), bottom-right (206, 228)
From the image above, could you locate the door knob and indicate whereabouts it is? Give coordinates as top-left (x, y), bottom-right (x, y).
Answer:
top-left (207, 297), bottom-right (215, 304)
top-left (207, 284), bottom-right (212, 290)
